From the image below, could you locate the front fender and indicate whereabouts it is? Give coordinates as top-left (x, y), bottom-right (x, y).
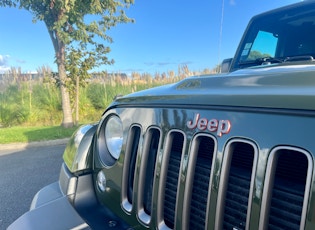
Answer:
top-left (63, 124), bottom-right (97, 174)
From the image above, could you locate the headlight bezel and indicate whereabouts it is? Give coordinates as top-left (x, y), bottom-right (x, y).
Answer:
top-left (97, 114), bottom-right (124, 167)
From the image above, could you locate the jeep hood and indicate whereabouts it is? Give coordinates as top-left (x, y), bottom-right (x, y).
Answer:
top-left (112, 64), bottom-right (315, 111)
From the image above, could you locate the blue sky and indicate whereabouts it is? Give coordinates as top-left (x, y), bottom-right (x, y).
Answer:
top-left (0, 0), bottom-right (300, 74)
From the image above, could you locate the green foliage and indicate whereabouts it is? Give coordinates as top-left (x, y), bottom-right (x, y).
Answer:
top-left (0, 82), bottom-right (63, 127)
top-left (0, 80), bottom-right (141, 127)
top-left (248, 50), bottom-right (271, 60)
top-left (0, 0), bottom-right (135, 127)
top-left (0, 125), bottom-right (79, 144)
top-left (0, 64), bottom-right (201, 128)
top-left (32, 84), bottom-right (61, 111)
top-left (86, 83), bottom-right (107, 109)
top-left (31, 84), bottom-right (62, 125)
top-left (0, 84), bottom-right (30, 127)
top-left (86, 82), bottom-right (128, 109)
top-left (77, 87), bottom-right (101, 123)
top-left (0, 104), bottom-right (30, 127)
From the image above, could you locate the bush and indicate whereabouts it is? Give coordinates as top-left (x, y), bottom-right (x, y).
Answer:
top-left (30, 84), bottom-right (63, 125)
top-left (32, 84), bottom-right (61, 111)
top-left (86, 83), bottom-right (108, 110)
top-left (0, 84), bottom-right (30, 127)
top-left (0, 104), bottom-right (30, 127)
top-left (0, 69), bottom-right (190, 127)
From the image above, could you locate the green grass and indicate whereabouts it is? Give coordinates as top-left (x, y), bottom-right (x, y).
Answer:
top-left (0, 125), bottom-right (79, 144)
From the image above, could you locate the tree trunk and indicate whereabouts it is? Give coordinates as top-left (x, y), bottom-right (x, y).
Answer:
top-left (58, 63), bottom-right (74, 128)
top-left (45, 18), bottom-right (74, 128)
top-left (56, 44), bottom-right (74, 128)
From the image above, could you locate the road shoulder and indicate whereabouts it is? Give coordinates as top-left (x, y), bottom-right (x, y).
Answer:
top-left (0, 138), bottom-right (69, 151)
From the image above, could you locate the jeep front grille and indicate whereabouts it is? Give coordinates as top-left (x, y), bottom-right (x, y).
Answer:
top-left (260, 147), bottom-right (312, 230)
top-left (163, 131), bottom-right (184, 228)
top-left (121, 125), bottom-right (312, 229)
top-left (187, 134), bottom-right (215, 230)
top-left (217, 140), bottom-right (257, 230)
top-left (125, 126), bottom-right (141, 205)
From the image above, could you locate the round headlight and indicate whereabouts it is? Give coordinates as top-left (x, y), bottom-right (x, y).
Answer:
top-left (105, 116), bottom-right (123, 160)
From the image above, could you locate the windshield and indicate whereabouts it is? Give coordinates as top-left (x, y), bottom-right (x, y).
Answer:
top-left (232, 4), bottom-right (315, 70)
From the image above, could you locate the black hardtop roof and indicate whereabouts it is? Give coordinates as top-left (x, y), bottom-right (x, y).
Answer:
top-left (253, 0), bottom-right (315, 19)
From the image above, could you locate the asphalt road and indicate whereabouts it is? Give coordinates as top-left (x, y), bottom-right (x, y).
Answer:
top-left (0, 144), bottom-right (66, 230)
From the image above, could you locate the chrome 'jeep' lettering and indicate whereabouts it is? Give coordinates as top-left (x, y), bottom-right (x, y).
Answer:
top-left (187, 113), bottom-right (231, 137)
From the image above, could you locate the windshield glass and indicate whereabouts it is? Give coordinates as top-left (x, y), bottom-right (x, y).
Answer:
top-left (232, 4), bottom-right (315, 70)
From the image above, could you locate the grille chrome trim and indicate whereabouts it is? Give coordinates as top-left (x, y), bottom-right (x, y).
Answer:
top-left (157, 130), bottom-right (186, 229)
top-left (115, 109), bottom-right (314, 230)
top-left (122, 125), bottom-right (142, 213)
top-left (259, 146), bottom-right (313, 230)
top-left (137, 127), bottom-right (161, 225)
top-left (182, 133), bottom-right (217, 230)
top-left (215, 139), bottom-right (258, 230)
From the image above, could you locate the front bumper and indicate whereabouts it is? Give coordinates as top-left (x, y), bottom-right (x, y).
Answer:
top-left (8, 163), bottom-right (131, 230)
top-left (8, 163), bottom-right (88, 230)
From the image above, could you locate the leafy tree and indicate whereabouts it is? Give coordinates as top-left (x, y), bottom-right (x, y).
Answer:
top-left (248, 50), bottom-right (271, 60)
top-left (0, 0), bottom-right (134, 127)
top-left (65, 46), bottom-right (95, 125)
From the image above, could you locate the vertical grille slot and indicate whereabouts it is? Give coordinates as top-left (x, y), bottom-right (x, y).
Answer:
top-left (127, 126), bottom-right (141, 204)
top-left (163, 131), bottom-right (185, 229)
top-left (217, 140), bottom-right (257, 230)
top-left (260, 147), bottom-right (312, 230)
top-left (188, 135), bottom-right (215, 230)
top-left (142, 129), bottom-right (160, 215)
top-left (122, 125), bottom-right (141, 212)
top-left (137, 127), bottom-right (161, 225)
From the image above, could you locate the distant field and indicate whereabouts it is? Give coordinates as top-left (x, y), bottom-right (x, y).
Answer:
top-left (1, 65), bottom-right (214, 128)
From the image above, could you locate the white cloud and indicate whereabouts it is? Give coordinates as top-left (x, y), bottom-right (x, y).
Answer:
top-left (0, 55), bottom-right (10, 73)
top-left (0, 66), bottom-right (10, 73)
top-left (0, 54), bottom-right (9, 66)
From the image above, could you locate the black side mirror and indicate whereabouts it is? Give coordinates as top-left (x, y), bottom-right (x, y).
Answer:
top-left (221, 58), bottom-right (233, 73)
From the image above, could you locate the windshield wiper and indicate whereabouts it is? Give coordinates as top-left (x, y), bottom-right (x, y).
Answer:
top-left (284, 55), bottom-right (314, 62)
top-left (238, 55), bottom-right (315, 68)
top-left (238, 57), bottom-right (284, 67)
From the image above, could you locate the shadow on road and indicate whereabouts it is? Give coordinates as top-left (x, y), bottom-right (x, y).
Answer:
top-left (0, 144), bottom-right (66, 229)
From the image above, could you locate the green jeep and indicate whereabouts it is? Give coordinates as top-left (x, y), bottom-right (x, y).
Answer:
top-left (9, 1), bottom-right (315, 229)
